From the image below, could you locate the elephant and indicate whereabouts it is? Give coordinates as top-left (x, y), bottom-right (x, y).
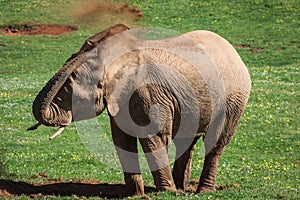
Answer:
top-left (28, 24), bottom-right (251, 196)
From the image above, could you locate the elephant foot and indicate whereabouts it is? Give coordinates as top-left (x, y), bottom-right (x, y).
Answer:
top-left (157, 185), bottom-right (177, 193)
top-left (140, 195), bottom-right (151, 200)
top-left (154, 176), bottom-right (177, 194)
top-left (124, 173), bottom-right (145, 196)
top-left (175, 189), bottom-right (185, 195)
top-left (195, 185), bottom-right (216, 193)
top-left (158, 187), bottom-right (185, 197)
top-left (129, 184), bottom-right (144, 197)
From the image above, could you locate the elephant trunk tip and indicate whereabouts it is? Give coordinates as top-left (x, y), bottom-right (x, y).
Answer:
top-left (27, 122), bottom-right (67, 140)
top-left (27, 122), bottom-right (42, 131)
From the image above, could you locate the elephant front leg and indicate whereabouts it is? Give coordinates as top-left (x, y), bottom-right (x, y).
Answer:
top-left (110, 117), bottom-right (144, 196)
top-left (172, 136), bottom-right (200, 191)
top-left (139, 135), bottom-right (177, 192)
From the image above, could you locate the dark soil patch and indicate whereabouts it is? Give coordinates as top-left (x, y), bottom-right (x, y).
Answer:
top-left (235, 44), bottom-right (263, 53)
top-left (235, 44), bottom-right (251, 49)
top-left (0, 23), bottom-right (78, 36)
top-left (249, 47), bottom-right (264, 53)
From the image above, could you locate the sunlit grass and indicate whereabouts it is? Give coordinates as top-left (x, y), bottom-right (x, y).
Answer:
top-left (1, 0), bottom-right (299, 199)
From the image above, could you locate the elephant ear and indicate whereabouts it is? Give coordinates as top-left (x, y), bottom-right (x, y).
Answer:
top-left (105, 49), bottom-right (143, 117)
top-left (31, 24), bottom-right (130, 128)
top-left (66, 24), bottom-right (130, 62)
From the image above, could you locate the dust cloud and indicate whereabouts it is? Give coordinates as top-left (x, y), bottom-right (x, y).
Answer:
top-left (65, 0), bottom-right (143, 28)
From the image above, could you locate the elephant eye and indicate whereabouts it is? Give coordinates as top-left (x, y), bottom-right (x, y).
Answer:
top-left (75, 99), bottom-right (81, 105)
top-left (75, 79), bottom-right (81, 85)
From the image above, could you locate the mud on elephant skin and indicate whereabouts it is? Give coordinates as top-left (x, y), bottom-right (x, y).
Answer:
top-left (28, 24), bottom-right (251, 196)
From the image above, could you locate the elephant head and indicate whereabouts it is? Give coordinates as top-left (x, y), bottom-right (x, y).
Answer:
top-left (28, 24), bottom-right (130, 138)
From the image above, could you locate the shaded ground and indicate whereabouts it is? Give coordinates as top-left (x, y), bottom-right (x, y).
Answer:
top-left (0, 179), bottom-right (156, 198)
top-left (0, 178), bottom-right (239, 198)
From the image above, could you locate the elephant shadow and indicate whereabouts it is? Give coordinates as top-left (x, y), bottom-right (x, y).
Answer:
top-left (0, 179), bottom-right (157, 198)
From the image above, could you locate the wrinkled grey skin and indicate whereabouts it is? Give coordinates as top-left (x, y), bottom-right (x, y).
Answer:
top-left (29, 24), bottom-right (251, 196)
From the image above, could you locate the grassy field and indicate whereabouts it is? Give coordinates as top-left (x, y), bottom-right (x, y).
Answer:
top-left (0, 0), bottom-right (299, 199)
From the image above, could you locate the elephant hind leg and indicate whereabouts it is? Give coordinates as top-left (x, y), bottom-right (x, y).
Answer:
top-left (196, 97), bottom-right (246, 193)
top-left (172, 136), bottom-right (201, 191)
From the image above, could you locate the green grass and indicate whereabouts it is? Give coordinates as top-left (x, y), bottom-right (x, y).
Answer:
top-left (1, 0), bottom-right (299, 199)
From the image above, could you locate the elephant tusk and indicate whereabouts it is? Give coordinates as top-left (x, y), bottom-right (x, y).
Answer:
top-left (49, 126), bottom-right (65, 140)
top-left (27, 122), bottom-right (41, 131)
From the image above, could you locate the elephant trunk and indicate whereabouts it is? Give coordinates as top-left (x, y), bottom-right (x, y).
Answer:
top-left (28, 50), bottom-right (91, 141)
top-left (32, 57), bottom-right (81, 127)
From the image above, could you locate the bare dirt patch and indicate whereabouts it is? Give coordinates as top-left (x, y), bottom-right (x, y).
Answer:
top-left (235, 44), bottom-right (263, 53)
top-left (235, 44), bottom-right (251, 49)
top-left (0, 23), bottom-right (78, 36)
